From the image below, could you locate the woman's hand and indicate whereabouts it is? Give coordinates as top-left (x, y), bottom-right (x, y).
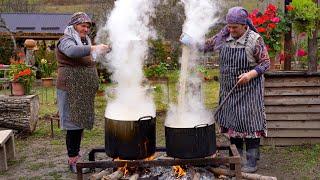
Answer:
top-left (91, 44), bottom-right (112, 53)
top-left (237, 70), bottom-right (258, 85)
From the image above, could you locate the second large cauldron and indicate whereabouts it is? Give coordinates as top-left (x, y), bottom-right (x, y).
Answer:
top-left (165, 123), bottom-right (216, 159)
top-left (105, 116), bottom-right (156, 160)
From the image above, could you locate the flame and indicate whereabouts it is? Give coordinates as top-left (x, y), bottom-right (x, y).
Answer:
top-left (117, 163), bottom-right (129, 176)
top-left (143, 154), bottom-right (156, 161)
top-left (173, 165), bottom-right (186, 178)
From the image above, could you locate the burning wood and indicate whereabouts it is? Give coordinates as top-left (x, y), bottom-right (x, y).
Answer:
top-left (117, 163), bottom-right (129, 177)
top-left (173, 165), bottom-right (186, 178)
top-left (143, 154), bottom-right (156, 161)
top-left (90, 169), bottom-right (111, 180)
top-left (101, 169), bottom-right (124, 180)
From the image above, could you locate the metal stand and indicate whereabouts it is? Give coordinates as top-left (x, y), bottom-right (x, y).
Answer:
top-left (76, 145), bottom-right (241, 180)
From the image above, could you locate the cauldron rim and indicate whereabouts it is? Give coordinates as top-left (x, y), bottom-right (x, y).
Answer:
top-left (105, 115), bottom-right (156, 121)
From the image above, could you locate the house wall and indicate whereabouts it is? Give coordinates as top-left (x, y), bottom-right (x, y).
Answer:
top-left (262, 72), bottom-right (320, 146)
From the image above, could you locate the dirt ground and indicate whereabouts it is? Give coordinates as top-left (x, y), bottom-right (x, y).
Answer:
top-left (0, 116), bottom-right (319, 180)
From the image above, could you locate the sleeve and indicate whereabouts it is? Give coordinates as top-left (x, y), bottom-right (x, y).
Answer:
top-left (253, 37), bottom-right (270, 75)
top-left (199, 35), bottom-right (217, 53)
top-left (57, 37), bottom-right (91, 59)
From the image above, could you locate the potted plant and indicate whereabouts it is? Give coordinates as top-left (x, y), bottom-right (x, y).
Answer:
top-left (289, 0), bottom-right (319, 37)
top-left (38, 58), bottom-right (56, 87)
top-left (8, 61), bottom-right (36, 95)
top-left (196, 65), bottom-right (210, 81)
top-left (96, 75), bottom-right (106, 96)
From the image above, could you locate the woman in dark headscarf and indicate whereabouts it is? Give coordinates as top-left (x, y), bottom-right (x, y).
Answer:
top-left (181, 7), bottom-right (270, 173)
top-left (56, 12), bottom-right (111, 173)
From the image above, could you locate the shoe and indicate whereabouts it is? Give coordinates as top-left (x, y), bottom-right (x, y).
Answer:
top-left (68, 156), bottom-right (91, 174)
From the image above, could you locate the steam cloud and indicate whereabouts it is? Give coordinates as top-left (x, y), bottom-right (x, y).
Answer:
top-left (103, 0), bottom-right (159, 120)
top-left (165, 0), bottom-right (219, 128)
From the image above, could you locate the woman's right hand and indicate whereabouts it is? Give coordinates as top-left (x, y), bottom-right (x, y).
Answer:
top-left (91, 44), bottom-right (112, 54)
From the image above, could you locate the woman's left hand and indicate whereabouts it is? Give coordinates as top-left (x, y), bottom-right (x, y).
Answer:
top-left (237, 70), bottom-right (258, 85)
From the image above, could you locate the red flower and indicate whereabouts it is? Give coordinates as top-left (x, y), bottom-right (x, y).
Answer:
top-left (0, 64), bottom-right (4, 68)
top-left (268, 23), bottom-right (277, 29)
top-left (286, 5), bottom-right (294, 11)
top-left (18, 52), bottom-right (25, 57)
top-left (271, 17), bottom-right (280, 23)
top-left (297, 49), bottom-right (307, 57)
top-left (267, 4), bottom-right (277, 12)
top-left (257, 27), bottom-right (267, 33)
top-left (266, 45), bottom-right (270, 51)
top-left (279, 53), bottom-right (285, 62)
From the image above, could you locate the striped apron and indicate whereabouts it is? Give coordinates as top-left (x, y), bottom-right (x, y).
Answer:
top-left (216, 34), bottom-right (267, 135)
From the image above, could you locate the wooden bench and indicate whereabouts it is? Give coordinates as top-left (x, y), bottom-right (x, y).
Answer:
top-left (0, 130), bottom-right (16, 171)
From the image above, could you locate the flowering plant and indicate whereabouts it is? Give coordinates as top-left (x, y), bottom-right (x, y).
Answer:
top-left (38, 58), bottom-right (55, 78)
top-left (9, 61), bottom-right (36, 94)
top-left (249, 4), bottom-right (289, 57)
top-left (289, 0), bottom-right (319, 37)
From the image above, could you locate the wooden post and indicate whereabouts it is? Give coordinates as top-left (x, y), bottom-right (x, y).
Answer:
top-left (307, 0), bottom-right (319, 72)
top-left (284, 0), bottom-right (293, 70)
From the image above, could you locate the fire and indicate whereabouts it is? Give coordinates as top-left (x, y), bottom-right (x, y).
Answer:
top-left (144, 154), bottom-right (156, 161)
top-left (117, 163), bottom-right (129, 176)
top-left (173, 165), bottom-right (186, 178)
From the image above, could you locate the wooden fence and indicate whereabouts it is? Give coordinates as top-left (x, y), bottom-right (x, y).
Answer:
top-left (262, 71), bottom-right (320, 146)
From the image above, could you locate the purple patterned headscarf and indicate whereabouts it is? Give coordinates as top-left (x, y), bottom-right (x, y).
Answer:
top-left (68, 12), bottom-right (92, 26)
top-left (214, 7), bottom-right (257, 50)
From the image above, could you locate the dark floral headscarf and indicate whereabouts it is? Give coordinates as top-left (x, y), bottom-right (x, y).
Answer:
top-left (68, 12), bottom-right (92, 26)
top-left (214, 7), bottom-right (257, 50)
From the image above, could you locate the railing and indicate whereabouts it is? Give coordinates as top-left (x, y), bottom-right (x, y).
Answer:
top-left (0, 65), bottom-right (11, 90)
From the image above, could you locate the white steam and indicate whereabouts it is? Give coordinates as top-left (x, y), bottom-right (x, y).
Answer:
top-left (165, 0), bottom-right (219, 128)
top-left (104, 0), bottom-right (158, 120)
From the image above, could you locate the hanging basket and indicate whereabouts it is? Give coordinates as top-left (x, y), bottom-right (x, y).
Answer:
top-left (11, 82), bottom-right (25, 96)
top-left (41, 78), bottom-right (54, 87)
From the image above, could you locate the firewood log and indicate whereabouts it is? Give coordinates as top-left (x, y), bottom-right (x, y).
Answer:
top-left (208, 167), bottom-right (277, 180)
top-left (128, 173), bottom-right (139, 180)
top-left (192, 172), bottom-right (200, 180)
top-left (90, 168), bottom-right (110, 180)
top-left (102, 170), bottom-right (124, 180)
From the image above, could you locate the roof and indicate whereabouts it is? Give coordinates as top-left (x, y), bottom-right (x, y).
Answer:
top-left (0, 13), bottom-right (73, 34)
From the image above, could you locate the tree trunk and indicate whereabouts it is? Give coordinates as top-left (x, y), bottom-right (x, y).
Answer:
top-left (308, 0), bottom-right (319, 72)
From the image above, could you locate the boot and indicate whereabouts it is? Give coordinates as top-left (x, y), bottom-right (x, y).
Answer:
top-left (241, 148), bottom-right (258, 173)
top-left (242, 138), bottom-right (260, 173)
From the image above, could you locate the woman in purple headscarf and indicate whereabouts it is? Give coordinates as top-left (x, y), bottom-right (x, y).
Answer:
top-left (56, 12), bottom-right (111, 173)
top-left (181, 7), bottom-right (270, 173)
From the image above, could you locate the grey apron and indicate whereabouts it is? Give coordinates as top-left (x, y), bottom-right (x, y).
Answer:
top-left (216, 34), bottom-right (267, 133)
top-left (65, 66), bottom-right (99, 130)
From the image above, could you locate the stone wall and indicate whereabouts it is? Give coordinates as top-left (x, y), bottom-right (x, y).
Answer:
top-left (0, 95), bottom-right (39, 133)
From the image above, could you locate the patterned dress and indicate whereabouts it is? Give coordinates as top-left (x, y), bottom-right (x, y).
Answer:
top-left (204, 28), bottom-right (270, 138)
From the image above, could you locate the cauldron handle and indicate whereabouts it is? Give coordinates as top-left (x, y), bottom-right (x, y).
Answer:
top-left (194, 124), bottom-right (209, 128)
top-left (138, 116), bottom-right (153, 121)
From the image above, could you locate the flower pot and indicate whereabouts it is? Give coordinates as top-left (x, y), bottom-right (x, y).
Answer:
top-left (11, 82), bottom-right (25, 96)
top-left (41, 78), bottom-right (53, 87)
top-left (96, 90), bottom-right (105, 96)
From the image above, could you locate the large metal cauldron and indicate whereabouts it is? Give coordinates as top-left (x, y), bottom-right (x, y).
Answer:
top-left (165, 123), bottom-right (216, 159)
top-left (105, 116), bottom-right (156, 160)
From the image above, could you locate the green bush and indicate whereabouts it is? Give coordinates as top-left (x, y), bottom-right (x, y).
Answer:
top-left (0, 36), bottom-right (15, 65)
top-left (144, 62), bottom-right (169, 78)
